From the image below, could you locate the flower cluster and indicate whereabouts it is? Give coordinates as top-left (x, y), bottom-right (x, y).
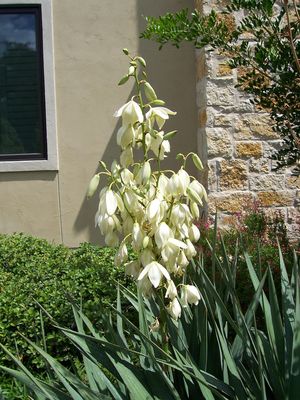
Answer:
top-left (87, 51), bottom-right (207, 320)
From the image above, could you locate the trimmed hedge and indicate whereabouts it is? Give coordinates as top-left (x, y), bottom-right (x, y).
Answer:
top-left (0, 234), bottom-right (133, 370)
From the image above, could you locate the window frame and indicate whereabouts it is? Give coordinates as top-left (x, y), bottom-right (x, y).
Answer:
top-left (0, 0), bottom-right (57, 172)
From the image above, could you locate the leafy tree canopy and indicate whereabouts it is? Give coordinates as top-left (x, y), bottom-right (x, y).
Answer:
top-left (141, 0), bottom-right (300, 174)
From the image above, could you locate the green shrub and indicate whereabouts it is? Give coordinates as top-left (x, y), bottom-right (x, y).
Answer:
top-left (0, 233), bottom-right (134, 371)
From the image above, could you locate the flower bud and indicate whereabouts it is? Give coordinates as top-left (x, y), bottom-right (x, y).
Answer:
top-left (87, 174), bottom-right (100, 198)
top-left (191, 153), bottom-right (203, 171)
top-left (143, 235), bottom-right (150, 248)
top-left (144, 82), bottom-right (157, 102)
top-left (190, 202), bottom-right (199, 219)
top-left (189, 224), bottom-right (200, 243)
top-left (136, 161), bottom-right (151, 185)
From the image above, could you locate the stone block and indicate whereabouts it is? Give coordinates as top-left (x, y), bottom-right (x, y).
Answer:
top-left (249, 174), bottom-right (285, 191)
top-left (214, 114), bottom-right (234, 127)
top-left (249, 158), bottom-right (269, 173)
top-left (208, 192), bottom-right (254, 213)
top-left (247, 115), bottom-right (280, 139)
top-left (218, 159), bottom-right (248, 190)
top-left (236, 142), bottom-right (263, 158)
top-left (286, 175), bottom-right (300, 189)
top-left (257, 191), bottom-right (294, 207)
top-left (234, 114), bottom-right (280, 140)
top-left (207, 128), bottom-right (232, 158)
top-left (216, 62), bottom-right (233, 77)
top-left (206, 83), bottom-right (236, 107)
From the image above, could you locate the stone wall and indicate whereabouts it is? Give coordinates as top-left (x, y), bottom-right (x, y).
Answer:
top-left (195, 0), bottom-right (300, 241)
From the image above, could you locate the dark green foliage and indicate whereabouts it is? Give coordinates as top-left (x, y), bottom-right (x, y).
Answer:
top-left (141, 1), bottom-right (300, 173)
top-left (0, 234), bottom-right (134, 372)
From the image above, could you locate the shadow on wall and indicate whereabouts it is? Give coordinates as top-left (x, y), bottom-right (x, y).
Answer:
top-left (73, 0), bottom-right (198, 245)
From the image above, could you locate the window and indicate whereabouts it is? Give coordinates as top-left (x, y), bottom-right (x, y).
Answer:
top-left (0, 0), bottom-right (57, 171)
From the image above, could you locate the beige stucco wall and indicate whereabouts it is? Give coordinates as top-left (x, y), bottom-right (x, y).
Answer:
top-left (0, 0), bottom-right (198, 247)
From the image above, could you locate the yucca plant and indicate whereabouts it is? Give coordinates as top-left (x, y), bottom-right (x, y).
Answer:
top-left (1, 237), bottom-right (299, 399)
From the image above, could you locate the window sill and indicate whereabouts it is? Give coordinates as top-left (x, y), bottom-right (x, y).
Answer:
top-left (0, 157), bottom-right (58, 172)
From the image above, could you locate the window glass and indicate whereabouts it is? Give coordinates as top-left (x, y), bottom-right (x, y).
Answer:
top-left (0, 6), bottom-right (47, 160)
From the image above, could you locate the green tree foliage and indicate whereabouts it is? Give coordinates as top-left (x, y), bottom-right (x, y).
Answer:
top-left (141, 0), bottom-right (300, 173)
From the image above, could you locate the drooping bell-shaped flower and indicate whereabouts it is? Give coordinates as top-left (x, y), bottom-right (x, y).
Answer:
top-left (155, 222), bottom-right (173, 249)
top-left (146, 107), bottom-right (177, 129)
top-left (132, 222), bottom-right (145, 251)
top-left (114, 100), bottom-right (144, 126)
top-left (117, 125), bottom-right (136, 149)
top-left (140, 248), bottom-right (155, 267)
top-left (120, 147), bottom-right (133, 167)
top-left (146, 198), bottom-right (161, 222)
top-left (181, 285), bottom-right (201, 307)
top-left (114, 242), bottom-right (128, 266)
top-left (104, 190), bottom-right (118, 216)
top-left (167, 297), bottom-right (181, 320)
top-left (125, 260), bottom-right (141, 279)
top-left (136, 161), bottom-right (151, 185)
top-left (138, 261), bottom-right (170, 288)
top-left (165, 280), bottom-right (177, 300)
top-left (178, 169), bottom-right (190, 195)
top-left (105, 231), bottom-right (119, 247)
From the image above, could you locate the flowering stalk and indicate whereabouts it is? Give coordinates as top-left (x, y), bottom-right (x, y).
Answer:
top-left (87, 50), bottom-right (207, 323)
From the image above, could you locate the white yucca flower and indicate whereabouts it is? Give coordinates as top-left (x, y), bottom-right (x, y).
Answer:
top-left (155, 222), bottom-right (173, 249)
top-left (138, 261), bottom-right (170, 288)
top-left (120, 147), bottom-right (133, 167)
top-left (146, 107), bottom-right (176, 129)
top-left (132, 222), bottom-right (145, 251)
top-left (114, 242), bottom-right (128, 266)
top-left (125, 260), bottom-right (141, 279)
top-left (140, 248), bottom-right (155, 267)
top-left (181, 285), bottom-right (201, 307)
top-left (105, 231), bottom-right (119, 247)
top-left (117, 125), bottom-right (136, 149)
top-left (167, 297), bottom-right (181, 320)
top-left (114, 100), bottom-right (144, 126)
top-left (165, 280), bottom-right (178, 300)
top-left (104, 190), bottom-right (118, 216)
